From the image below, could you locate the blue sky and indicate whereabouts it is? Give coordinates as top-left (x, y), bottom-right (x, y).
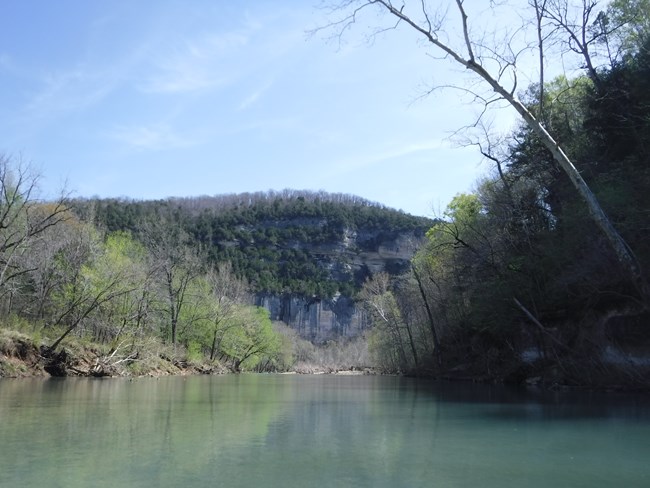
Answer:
top-left (0, 0), bottom-right (523, 217)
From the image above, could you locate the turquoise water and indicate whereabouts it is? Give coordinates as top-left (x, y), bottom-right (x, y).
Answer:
top-left (0, 375), bottom-right (648, 487)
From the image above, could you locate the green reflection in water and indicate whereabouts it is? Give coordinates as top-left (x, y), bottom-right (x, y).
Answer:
top-left (0, 375), bottom-right (649, 488)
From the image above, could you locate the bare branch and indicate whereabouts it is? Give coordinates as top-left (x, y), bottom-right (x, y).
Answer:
top-left (456, 0), bottom-right (475, 61)
top-left (317, 0), bottom-right (648, 299)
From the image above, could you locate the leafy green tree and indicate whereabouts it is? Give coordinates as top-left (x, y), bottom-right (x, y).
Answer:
top-left (598, 0), bottom-right (650, 59)
top-left (142, 218), bottom-right (204, 347)
top-left (220, 306), bottom-right (281, 371)
top-left (47, 225), bottom-right (134, 352)
top-left (203, 262), bottom-right (251, 361)
top-left (174, 274), bottom-right (214, 355)
top-left (91, 232), bottom-right (156, 349)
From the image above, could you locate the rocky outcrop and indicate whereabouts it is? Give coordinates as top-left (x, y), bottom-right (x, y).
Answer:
top-left (256, 293), bottom-right (369, 343)
top-left (75, 193), bottom-right (433, 343)
top-left (302, 228), bottom-right (424, 282)
top-left (255, 228), bottom-right (424, 342)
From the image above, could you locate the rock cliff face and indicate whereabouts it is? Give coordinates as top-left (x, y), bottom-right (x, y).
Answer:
top-left (76, 191), bottom-right (434, 342)
top-left (282, 226), bottom-right (423, 276)
top-left (256, 293), bottom-right (368, 342)
top-left (255, 226), bottom-right (425, 342)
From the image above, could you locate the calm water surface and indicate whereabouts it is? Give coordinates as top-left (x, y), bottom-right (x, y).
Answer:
top-left (0, 374), bottom-right (649, 488)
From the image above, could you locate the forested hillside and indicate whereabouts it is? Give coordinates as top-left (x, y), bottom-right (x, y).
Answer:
top-left (73, 190), bottom-right (433, 298)
top-left (0, 184), bottom-right (432, 377)
top-left (352, 1), bottom-right (650, 388)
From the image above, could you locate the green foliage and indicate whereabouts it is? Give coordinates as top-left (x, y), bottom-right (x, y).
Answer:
top-left (367, 28), bottom-right (650, 381)
top-left (599, 0), bottom-right (650, 58)
top-left (219, 306), bottom-right (282, 371)
top-left (71, 191), bottom-right (433, 299)
top-left (443, 193), bottom-right (482, 223)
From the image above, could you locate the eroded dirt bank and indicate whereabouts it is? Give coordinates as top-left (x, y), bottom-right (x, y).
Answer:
top-left (0, 330), bottom-right (225, 378)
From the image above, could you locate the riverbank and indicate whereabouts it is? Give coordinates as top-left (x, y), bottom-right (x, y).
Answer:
top-left (3, 327), bottom-right (647, 391)
top-left (0, 328), bottom-right (228, 378)
top-left (0, 328), bottom-right (374, 378)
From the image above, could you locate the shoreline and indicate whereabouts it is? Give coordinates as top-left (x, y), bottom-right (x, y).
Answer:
top-left (2, 328), bottom-right (649, 393)
top-left (0, 328), bottom-right (375, 379)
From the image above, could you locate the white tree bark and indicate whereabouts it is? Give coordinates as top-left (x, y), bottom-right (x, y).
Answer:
top-left (321, 0), bottom-right (647, 300)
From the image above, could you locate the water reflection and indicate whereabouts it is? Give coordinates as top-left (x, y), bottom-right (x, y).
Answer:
top-left (0, 375), bottom-right (648, 488)
top-left (412, 379), bottom-right (650, 421)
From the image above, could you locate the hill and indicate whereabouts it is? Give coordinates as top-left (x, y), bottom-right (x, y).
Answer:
top-left (71, 190), bottom-right (435, 341)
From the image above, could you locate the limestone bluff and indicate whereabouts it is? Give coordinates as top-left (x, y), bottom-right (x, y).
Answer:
top-left (71, 190), bottom-right (434, 342)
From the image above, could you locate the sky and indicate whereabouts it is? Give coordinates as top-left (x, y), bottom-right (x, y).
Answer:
top-left (0, 0), bottom-right (528, 217)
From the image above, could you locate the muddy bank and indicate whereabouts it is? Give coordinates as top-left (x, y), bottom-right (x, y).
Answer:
top-left (0, 330), bottom-right (226, 378)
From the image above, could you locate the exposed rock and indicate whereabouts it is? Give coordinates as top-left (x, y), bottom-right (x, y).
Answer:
top-left (74, 192), bottom-right (434, 344)
top-left (254, 226), bottom-right (424, 342)
top-left (256, 293), bottom-right (370, 342)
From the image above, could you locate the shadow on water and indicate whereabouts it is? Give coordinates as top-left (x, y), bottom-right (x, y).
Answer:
top-left (405, 378), bottom-right (650, 421)
top-left (1, 375), bottom-right (649, 488)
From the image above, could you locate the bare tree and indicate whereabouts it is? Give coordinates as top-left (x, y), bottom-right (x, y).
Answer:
top-left (23, 210), bottom-right (81, 320)
top-left (0, 154), bottom-right (68, 311)
top-left (317, 0), bottom-right (647, 301)
top-left (360, 272), bottom-right (416, 370)
top-left (142, 218), bottom-right (204, 347)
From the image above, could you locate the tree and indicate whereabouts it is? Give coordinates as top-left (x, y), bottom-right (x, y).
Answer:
top-left (360, 272), bottom-right (416, 371)
top-left (593, 0), bottom-right (650, 60)
top-left (220, 306), bottom-right (282, 371)
top-left (87, 232), bottom-right (155, 346)
top-left (47, 225), bottom-right (135, 352)
top-left (318, 0), bottom-right (647, 301)
top-left (174, 274), bottom-right (215, 356)
top-left (14, 208), bottom-right (77, 319)
top-left (0, 154), bottom-right (68, 312)
top-left (142, 218), bottom-right (204, 347)
top-left (205, 262), bottom-right (251, 361)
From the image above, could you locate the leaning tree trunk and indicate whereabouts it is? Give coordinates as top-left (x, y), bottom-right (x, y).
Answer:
top-left (412, 264), bottom-right (442, 367)
top-left (486, 72), bottom-right (648, 302)
top-left (374, 0), bottom-right (648, 303)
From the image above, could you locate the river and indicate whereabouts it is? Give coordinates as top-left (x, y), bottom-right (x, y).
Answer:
top-left (0, 375), bottom-right (648, 487)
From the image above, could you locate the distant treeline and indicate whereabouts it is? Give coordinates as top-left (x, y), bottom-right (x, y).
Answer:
top-left (71, 190), bottom-right (434, 296)
top-left (2, 173), bottom-right (434, 373)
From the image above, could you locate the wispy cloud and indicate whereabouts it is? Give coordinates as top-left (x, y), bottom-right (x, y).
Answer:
top-left (329, 139), bottom-right (450, 176)
top-left (25, 69), bottom-right (114, 118)
top-left (142, 67), bottom-right (227, 94)
top-left (108, 124), bottom-right (198, 150)
top-left (16, 34), bottom-right (155, 126)
top-left (238, 79), bottom-right (274, 110)
top-left (141, 31), bottom-right (252, 94)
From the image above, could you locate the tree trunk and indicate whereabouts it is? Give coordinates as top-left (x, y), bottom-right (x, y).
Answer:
top-left (210, 329), bottom-right (218, 361)
top-left (49, 322), bottom-right (79, 352)
top-left (368, 0), bottom-right (648, 303)
top-left (403, 321), bottom-right (420, 369)
top-left (412, 264), bottom-right (443, 367)
top-left (166, 272), bottom-right (178, 346)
